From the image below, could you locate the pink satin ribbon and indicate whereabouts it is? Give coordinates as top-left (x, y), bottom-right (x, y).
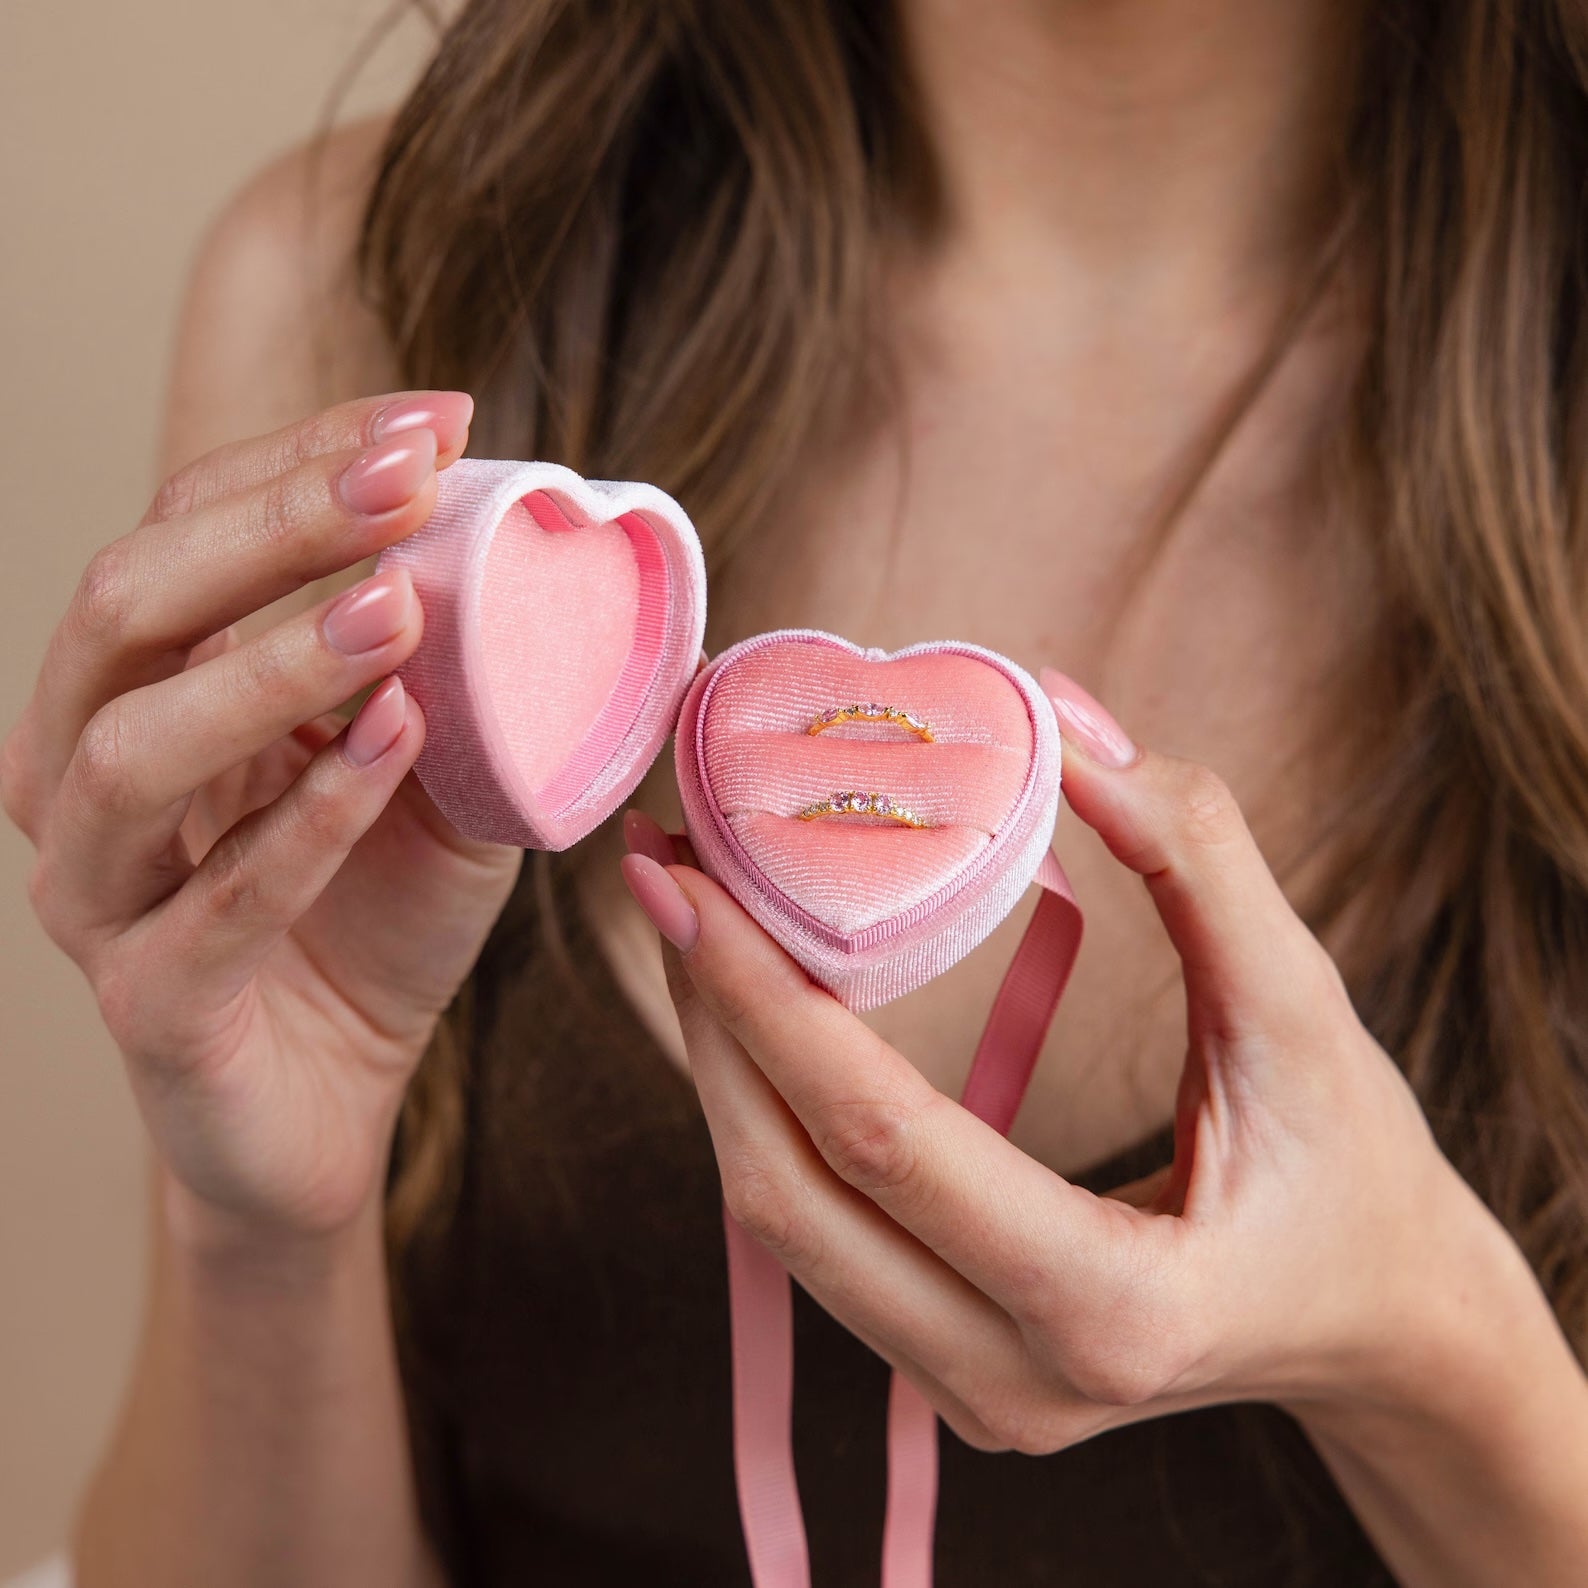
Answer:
top-left (723, 849), bottom-right (1083, 1586)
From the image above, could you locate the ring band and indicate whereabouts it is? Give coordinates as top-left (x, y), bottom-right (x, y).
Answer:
top-left (807, 703), bottom-right (934, 743)
top-left (797, 791), bottom-right (929, 828)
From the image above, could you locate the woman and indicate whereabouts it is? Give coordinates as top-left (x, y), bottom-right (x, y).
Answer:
top-left (6, 0), bottom-right (1588, 1582)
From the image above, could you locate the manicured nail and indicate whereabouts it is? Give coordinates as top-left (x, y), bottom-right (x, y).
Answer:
top-left (345, 676), bottom-right (407, 767)
top-left (620, 853), bottom-right (699, 953)
top-left (324, 568), bottom-right (413, 655)
top-left (371, 391), bottom-right (474, 451)
top-left (337, 431), bottom-right (438, 516)
top-left (1038, 667), bottom-right (1138, 768)
top-left (623, 808), bottom-right (677, 867)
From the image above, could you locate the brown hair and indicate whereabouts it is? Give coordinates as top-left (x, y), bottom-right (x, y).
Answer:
top-left (347, 0), bottom-right (1588, 1357)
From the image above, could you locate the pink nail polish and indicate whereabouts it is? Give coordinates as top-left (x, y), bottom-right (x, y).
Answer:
top-left (345, 676), bottom-right (407, 767)
top-left (623, 808), bottom-right (677, 867)
top-left (1038, 667), bottom-right (1138, 768)
top-left (620, 853), bottom-right (700, 953)
top-left (371, 391), bottom-right (474, 450)
top-left (337, 431), bottom-right (437, 516)
top-left (323, 568), bottom-right (413, 655)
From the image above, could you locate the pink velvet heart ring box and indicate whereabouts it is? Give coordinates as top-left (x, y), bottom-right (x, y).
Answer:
top-left (378, 457), bottom-right (1082, 1588)
top-left (376, 458), bottom-right (1065, 1011)
top-left (375, 457), bottom-right (707, 851)
top-left (675, 630), bottom-right (1063, 1010)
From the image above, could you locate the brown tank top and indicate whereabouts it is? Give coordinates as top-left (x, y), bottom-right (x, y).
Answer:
top-left (393, 856), bottom-right (1392, 1586)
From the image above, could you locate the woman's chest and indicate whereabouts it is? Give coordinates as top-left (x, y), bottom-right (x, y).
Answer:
top-left (690, 404), bottom-right (1376, 1177)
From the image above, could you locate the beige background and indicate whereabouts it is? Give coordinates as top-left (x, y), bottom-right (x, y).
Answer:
top-left (0, 4), bottom-right (437, 1572)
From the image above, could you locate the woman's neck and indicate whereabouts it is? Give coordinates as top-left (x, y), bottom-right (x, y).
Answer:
top-left (898, 0), bottom-right (1361, 312)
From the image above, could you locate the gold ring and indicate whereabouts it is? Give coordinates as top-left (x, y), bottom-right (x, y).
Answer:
top-left (806, 703), bottom-right (934, 743)
top-left (796, 791), bottom-right (929, 828)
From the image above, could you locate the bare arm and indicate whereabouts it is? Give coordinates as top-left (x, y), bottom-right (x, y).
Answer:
top-left (622, 676), bottom-right (1588, 1588)
top-left (0, 121), bottom-right (520, 1587)
top-left (1299, 1250), bottom-right (1588, 1588)
top-left (76, 1192), bottom-right (445, 1588)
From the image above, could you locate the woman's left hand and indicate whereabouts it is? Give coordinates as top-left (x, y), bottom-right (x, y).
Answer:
top-left (620, 670), bottom-right (1588, 1585)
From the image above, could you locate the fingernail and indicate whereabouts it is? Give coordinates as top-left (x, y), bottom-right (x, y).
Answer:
top-left (623, 808), bottom-right (677, 867)
top-left (324, 568), bottom-right (413, 655)
top-left (1038, 667), bottom-right (1138, 768)
top-left (345, 675), bottom-right (407, 767)
top-left (337, 431), bottom-right (438, 516)
top-left (371, 391), bottom-right (474, 451)
top-left (620, 853), bottom-right (699, 953)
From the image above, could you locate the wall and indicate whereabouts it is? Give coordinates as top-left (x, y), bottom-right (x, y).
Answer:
top-left (0, 4), bottom-right (436, 1571)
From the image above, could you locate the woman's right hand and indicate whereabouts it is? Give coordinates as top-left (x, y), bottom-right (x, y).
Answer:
top-left (1, 391), bottom-right (523, 1247)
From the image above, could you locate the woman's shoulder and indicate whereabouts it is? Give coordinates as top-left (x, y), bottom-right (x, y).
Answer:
top-left (160, 111), bottom-right (403, 476)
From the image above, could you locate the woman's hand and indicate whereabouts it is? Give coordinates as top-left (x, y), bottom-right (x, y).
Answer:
top-left (621, 671), bottom-right (1588, 1585)
top-left (1, 392), bottom-right (521, 1247)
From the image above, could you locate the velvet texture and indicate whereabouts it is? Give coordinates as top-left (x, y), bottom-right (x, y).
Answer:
top-left (376, 459), bottom-right (707, 850)
top-left (677, 631), bottom-right (1062, 1009)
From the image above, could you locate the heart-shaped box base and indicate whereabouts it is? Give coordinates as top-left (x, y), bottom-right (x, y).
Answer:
top-left (377, 459), bottom-right (707, 850)
top-left (676, 629), bottom-right (1061, 1009)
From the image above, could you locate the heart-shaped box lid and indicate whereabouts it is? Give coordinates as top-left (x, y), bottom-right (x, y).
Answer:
top-left (377, 458), bottom-right (707, 850)
top-left (676, 628), bottom-right (1062, 1009)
